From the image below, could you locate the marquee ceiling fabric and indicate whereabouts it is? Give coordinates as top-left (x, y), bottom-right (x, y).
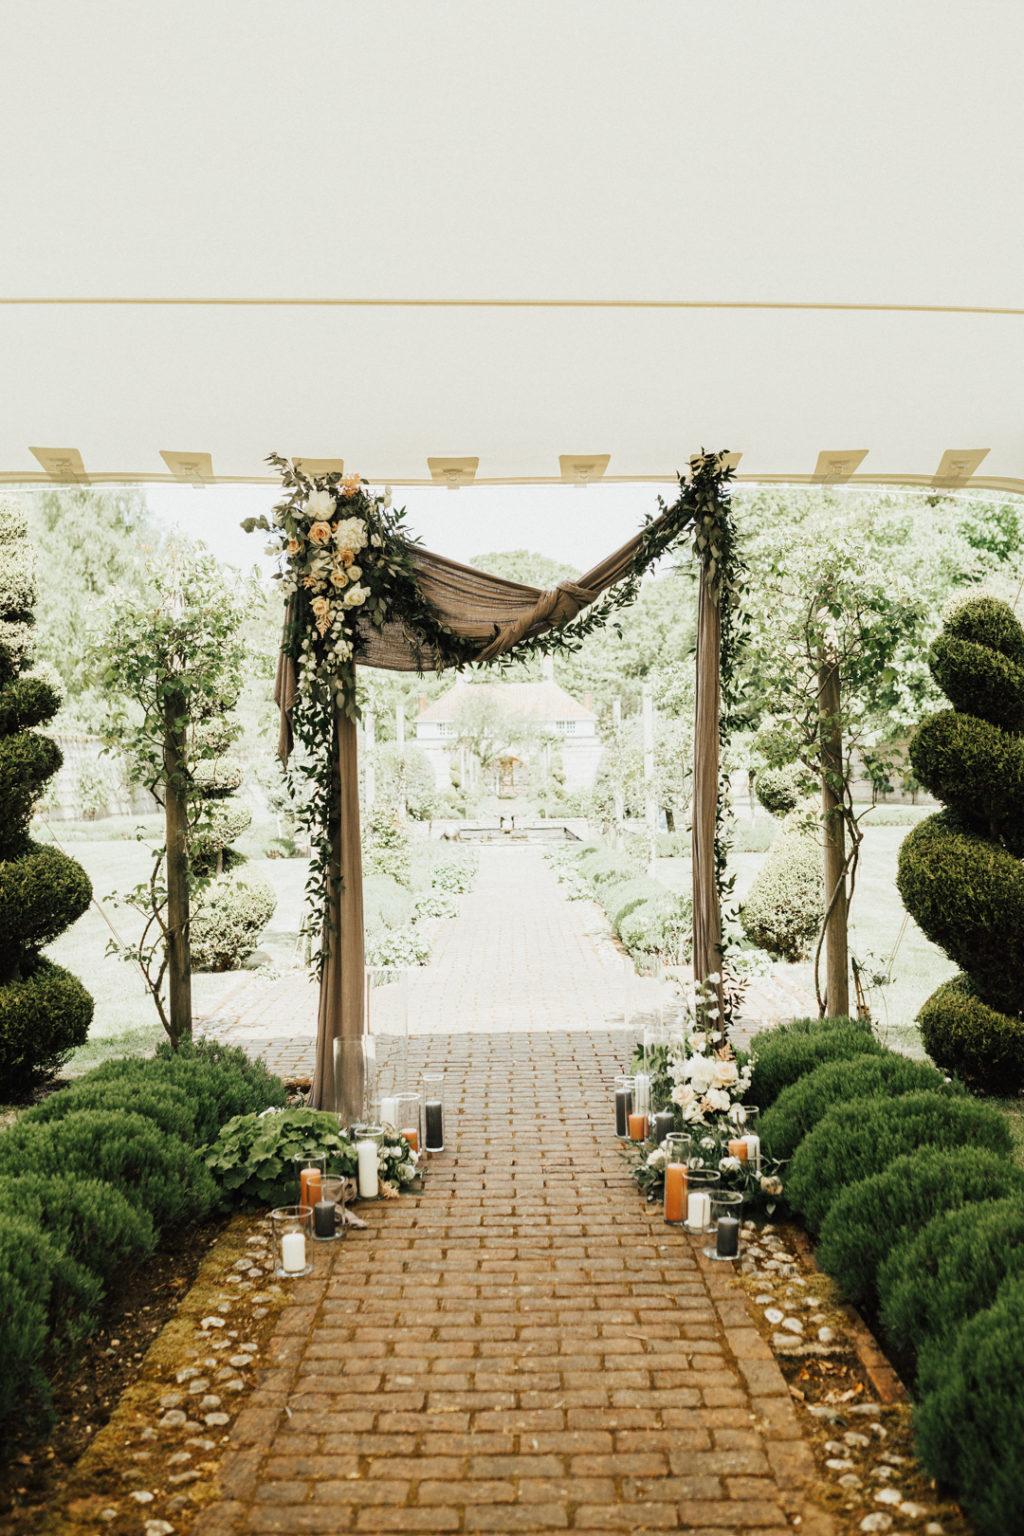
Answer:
top-left (3, 1), bottom-right (1023, 496)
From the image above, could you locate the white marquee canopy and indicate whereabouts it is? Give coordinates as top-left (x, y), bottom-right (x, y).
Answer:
top-left (3, 1), bottom-right (1023, 497)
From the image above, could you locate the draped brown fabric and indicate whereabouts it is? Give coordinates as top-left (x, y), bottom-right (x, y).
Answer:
top-left (274, 503), bottom-right (721, 1108)
top-left (692, 562), bottom-right (725, 1034)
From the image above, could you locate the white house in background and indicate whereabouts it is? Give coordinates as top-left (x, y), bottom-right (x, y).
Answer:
top-left (415, 661), bottom-right (602, 796)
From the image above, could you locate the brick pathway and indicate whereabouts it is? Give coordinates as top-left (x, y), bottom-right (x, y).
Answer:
top-left (199, 850), bottom-right (830, 1535)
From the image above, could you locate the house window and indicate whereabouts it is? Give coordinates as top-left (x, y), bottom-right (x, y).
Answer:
top-left (556, 720), bottom-right (576, 735)
top-left (437, 722), bottom-right (454, 737)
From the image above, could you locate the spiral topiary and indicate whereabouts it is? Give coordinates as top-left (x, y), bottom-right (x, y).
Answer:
top-left (0, 500), bottom-right (93, 1092)
top-left (188, 707), bottom-right (275, 972)
top-left (897, 594), bottom-right (1024, 1092)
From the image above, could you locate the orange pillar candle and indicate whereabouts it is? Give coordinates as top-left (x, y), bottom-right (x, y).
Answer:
top-left (628, 1112), bottom-right (648, 1142)
top-left (727, 1138), bottom-right (749, 1162)
top-left (299, 1167), bottom-right (322, 1210)
top-left (664, 1162), bottom-right (688, 1225)
top-left (401, 1126), bottom-right (419, 1152)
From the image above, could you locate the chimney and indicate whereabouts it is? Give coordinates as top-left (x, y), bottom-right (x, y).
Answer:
top-left (418, 694), bottom-right (428, 715)
top-left (584, 691), bottom-right (593, 713)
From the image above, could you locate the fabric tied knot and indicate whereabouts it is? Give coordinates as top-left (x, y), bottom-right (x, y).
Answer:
top-left (474, 579), bottom-right (598, 662)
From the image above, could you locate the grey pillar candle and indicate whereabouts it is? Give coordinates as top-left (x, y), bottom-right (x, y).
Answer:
top-left (425, 1099), bottom-right (444, 1150)
top-left (313, 1200), bottom-right (336, 1239)
top-left (614, 1088), bottom-right (633, 1139)
top-left (651, 1110), bottom-right (675, 1145)
top-left (715, 1215), bottom-right (740, 1259)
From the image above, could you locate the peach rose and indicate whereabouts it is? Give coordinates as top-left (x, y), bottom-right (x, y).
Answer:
top-left (308, 521), bottom-right (333, 546)
top-left (341, 474), bottom-right (361, 497)
top-left (286, 538), bottom-right (301, 555)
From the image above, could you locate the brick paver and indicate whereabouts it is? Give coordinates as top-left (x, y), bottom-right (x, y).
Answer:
top-left (199, 849), bottom-right (830, 1535)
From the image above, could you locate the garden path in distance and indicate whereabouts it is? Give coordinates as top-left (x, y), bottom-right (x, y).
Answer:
top-left (195, 847), bottom-right (833, 1535)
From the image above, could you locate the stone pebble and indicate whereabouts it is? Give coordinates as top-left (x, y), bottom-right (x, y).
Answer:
top-left (874, 1486), bottom-right (903, 1505)
top-left (144, 1523), bottom-right (175, 1536)
top-left (860, 1516), bottom-right (892, 1533)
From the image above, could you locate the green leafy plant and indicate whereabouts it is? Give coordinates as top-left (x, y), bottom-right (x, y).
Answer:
top-left (204, 1108), bottom-right (358, 1206)
top-left (363, 807), bottom-right (412, 887)
top-left (878, 1198), bottom-right (1024, 1361)
top-left (430, 849), bottom-right (479, 894)
top-left (745, 1016), bottom-right (885, 1109)
top-left (365, 924), bottom-right (431, 968)
top-left (786, 1091), bottom-right (1013, 1234)
top-left (759, 1053), bottom-right (948, 1163)
top-left (23, 1078), bottom-right (199, 1144)
top-left (914, 1273), bottom-right (1024, 1536)
top-left (412, 891), bottom-right (457, 921)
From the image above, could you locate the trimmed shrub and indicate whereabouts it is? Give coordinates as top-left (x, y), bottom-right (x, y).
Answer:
top-left (755, 764), bottom-right (804, 817)
top-left (899, 594), bottom-right (1024, 1093)
top-left (23, 1078), bottom-right (200, 1145)
top-left (787, 1091), bottom-right (1013, 1234)
top-left (604, 877), bottom-right (671, 931)
top-left (618, 891), bottom-right (693, 965)
top-left (0, 957), bottom-right (93, 1094)
top-left (578, 849), bottom-right (635, 889)
top-left (759, 1053), bottom-right (948, 1163)
top-left (816, 1147), bottom-right (1024, 1308)
top-left (746, 1016), bottom-right (885, 1109)
top-left (365, 923), bottom-right (431, 967)
top-left (897, 813), bottom-right (1024, 1018)
top-left (739, 810), bottom-right (823, 961)
top-left (914, 1274), bottom-right (1024, 1536)
top-left (0, 1111), bottom-right (218, 1229)
top-left (92, 1040), bottom-right (288, 1144)
top-left (917, 972), bottom-right (1024, 1097)
top-left (0, 1173), bottom-right (156, 1286)
top-left (0, 502), bottom-right (94, 1095)
top-left (412, 890), bottom-right (457, 921)
top-left (878, 1198), bottom-right (1024, 1360)
top-left (0, 1214), bottom-right (104, 1434)
top-left (190, 871), bottom-right (277, 972)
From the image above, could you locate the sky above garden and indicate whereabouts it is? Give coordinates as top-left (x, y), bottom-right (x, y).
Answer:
top-left (144, 481), bottom-right (663, 579)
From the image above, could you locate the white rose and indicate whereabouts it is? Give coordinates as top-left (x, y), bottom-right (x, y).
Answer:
top-left (671, 1083), bottom-right (696, 1110)
top-left (347, 566), bottom-right (362, 582)
top-left (729, 1103), bottom-right (748, 1125)
top-left (688, 1031), bottom-right (707, 1053)
top-left (370, 533), bottom-right (383, 548)
top-left (719, 1155), bottom-right (742, 1172)
top-left (686, 1057), bottom-right (716, 1095)
top-left (645, 1149), bottom-right (667, 1170)
top-left (306, 489), bottom-right (335, 519)
top-left (706, 1087), bottom-right (731, 1112)
top-left (344, 585), bottom-right (369, 607)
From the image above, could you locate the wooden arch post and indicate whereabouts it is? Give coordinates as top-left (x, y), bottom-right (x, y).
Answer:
top-left (691, 551), bottom-right (725, 1038)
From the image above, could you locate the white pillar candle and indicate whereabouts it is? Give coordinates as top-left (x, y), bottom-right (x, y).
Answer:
top-left (281, 1231), bottom-right (306, 1273)
top-left (379, 1096), bottom-right (399, 1128)
top-left (356, 1139), bottom-right (378, 1198)
top-left (687, 1191), bottom-right (711, 1229)
top-left (634, 1072), bottom-right (651, 1115)
top-left (743, 1134), bottom-right (761, 1173)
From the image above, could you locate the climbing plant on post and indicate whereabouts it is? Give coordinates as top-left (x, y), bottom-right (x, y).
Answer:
top-left (657, 453), bottom-right (746, 1036)
top-left (93, 547), bottom-right (251, 1048)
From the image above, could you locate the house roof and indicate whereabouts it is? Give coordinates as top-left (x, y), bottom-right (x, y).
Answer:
top-left (418, 680), bottom-right (597, 725)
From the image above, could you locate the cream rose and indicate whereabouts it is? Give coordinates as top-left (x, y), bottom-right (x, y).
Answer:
top-left (344, 585), bottom-right (369, 607)
top-left (685, 1056), bottom-right (717, 1095)
top-left (712, 1059), bottom-right (739, 1090)
top-left (329, 567), bottom-right (349, 588)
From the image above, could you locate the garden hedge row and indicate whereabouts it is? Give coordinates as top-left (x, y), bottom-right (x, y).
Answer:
top-left (0, 1039), bottom-right (287, 1441)
top-left (749, 1014), bottom-right (1024, 1535)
